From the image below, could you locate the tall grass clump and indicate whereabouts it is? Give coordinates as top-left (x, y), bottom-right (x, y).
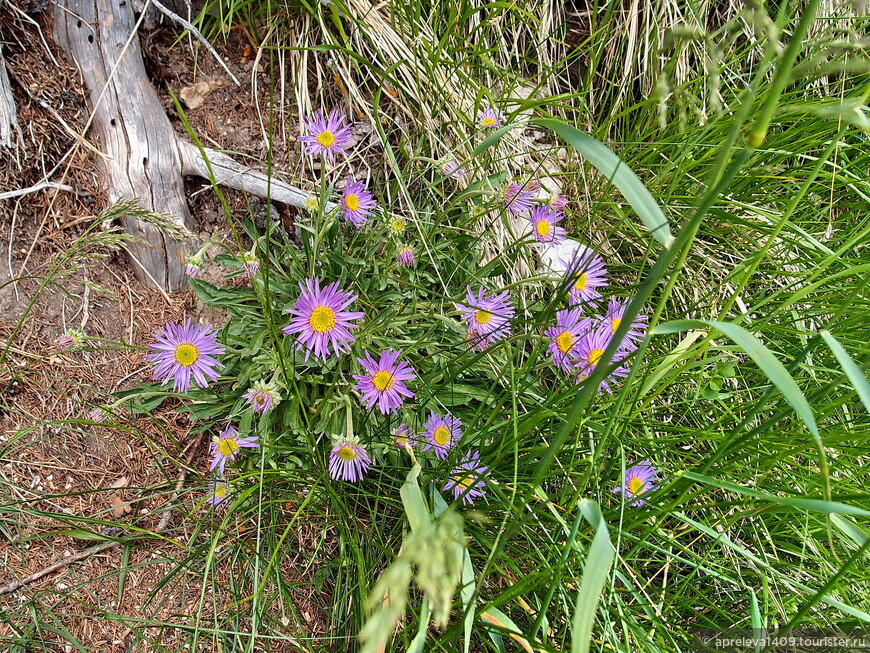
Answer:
top-left (2, 0), bottom-right (869, 651)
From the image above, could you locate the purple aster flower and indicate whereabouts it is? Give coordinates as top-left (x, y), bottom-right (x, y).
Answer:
top-left (88, 407), bottom-right (108, 423)
top-left (206, 477), bottom-right (231, 509)
top-left (341, 178), bottom-right (376, 227)
top-left (573, 321), bottom-right (629, 393)
top-left (504, 182), bottom-right (535, 216)
top-left (455, 286), bottom-right (514, 348)
top-left (544, 309), bottom-right (591, 373)
top-left (443, 451), bottom-right (488, 505)
top-left (282, 278), bottom-right (365, 361)
top-left (243, 380), bottom-right (281, 413)
top-left (603, 298), bottom-right (648, 350)
top-left (185, 255), bottom-right (204, 278)
top-left (328, 439), bottom-right (372, 482)
top-left (209, 425), bottom-right (260, 475)
top-left (394, 423), bottom-right (414, 449)
top-left (397, 245), bottom-right (416, 268)
top-left (549, 194), bottom-right (569, 211)
top-left (55, 329), bottom-right (85, 351)
top-left (145, 319), bottom-right (225, 393)
top-left (477, 106), bottom-right (505, 129)
top-left (353, 349), bottom-right (416, 415)
top-left (298, 109), bottom-right (353, 161)
top-left (421, 411), bottom-right (461, 459)
top-left (562, 247), bottom-right (607, 306)
top-left (242, 253), bottom-right (260, 279)
top-left (530, 206), bottom-right (567, 245)
top-left (442, 159), bottom-right (467, 182)
top-left (614, 461), bottom-right (659, 507)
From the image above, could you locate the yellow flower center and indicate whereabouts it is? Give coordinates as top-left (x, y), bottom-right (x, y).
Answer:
top-left (344, 193), bottom-right (360, 211)
top-left (395, 436), bottom-right (408, 447)
top-left (217, 438), bottom-right (239, 456)
top-left (627, 476), bottom-right (645, 495)
top-left (535, 220), bottom-right (551, 237)
top-left (174, 344), bottom-right (199, 367)
top-left (481, 117), bottom-right (495, 127)
top-left (304, 196), bottom-right (319, 211)
top-left (453, 475), bottom-right (473, 490)
top-left (475, 310), bottom-right (492, 325)
top-left (433, 426), bottom-right (451, 446)
top-left (215, 483), bottom-right (228, 498)
top-left (309, 305), bottom-right (337, 333)
top-left (316, 131), bottom-right (335, 147)
top-left (337, 445), bottom-right (357, 461)
top-left (588, 348), bottom-right (604, 366)
top-left (372, 370), bottom-right (395, 392)
top-left (390, 218), bottom-right (406, 233)
top-left (556, 331), bottom-right (574, 354)
top-left (611, 317), bottom-right (622, 334)
top-left (574, 273), bottom-right (588, 292)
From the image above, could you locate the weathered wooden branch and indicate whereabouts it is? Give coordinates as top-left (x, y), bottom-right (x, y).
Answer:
top-left (0, 42), bottom-right (22, 151)
top-left (50, 0), bottom-right (319, 292)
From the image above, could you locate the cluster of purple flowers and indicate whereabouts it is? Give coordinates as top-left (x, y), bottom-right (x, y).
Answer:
top-left (327, 413), bottom-right (489, 506)
top-left (150, 102), bottom-right (659, 511)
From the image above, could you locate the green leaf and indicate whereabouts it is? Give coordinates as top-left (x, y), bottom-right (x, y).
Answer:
top-left (652, 319), bottom-right (819, 439)
top-left (683, 472), bottom-right (870, 517)
top-left (571, 500), bottom-right (615, 653)
top-left (400, 464), bottom-right (430, 533)
top-left (479, 606), bottom-right (534, 653)
top-left (533, 118), bottom-right (673, 247)
top-left (819, 330), bottom-right (870, 414)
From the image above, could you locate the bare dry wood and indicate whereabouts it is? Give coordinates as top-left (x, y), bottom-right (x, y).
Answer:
top-left (0, 42), bottom-right (22, 151)
top-left (52, 0), bottom-right (197, 291)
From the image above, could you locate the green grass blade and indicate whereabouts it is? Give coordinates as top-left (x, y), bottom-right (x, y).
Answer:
top-left (819, 330), bottom-right (870, 414)
top-left (571, 500), bottom-right (615, 653)
top-left (653, 319), bottom-right (819, 438)
top-left (533, 118), bottom-right (674, 247)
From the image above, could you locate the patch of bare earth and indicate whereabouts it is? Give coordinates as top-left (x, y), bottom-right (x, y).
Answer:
top-left (0, 8), bottom-right (330, 650)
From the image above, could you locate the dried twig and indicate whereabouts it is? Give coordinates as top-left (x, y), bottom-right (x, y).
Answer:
top-left (149, 0), bottom-right (241, 87)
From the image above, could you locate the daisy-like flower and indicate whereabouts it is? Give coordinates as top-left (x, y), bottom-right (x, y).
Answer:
top-left (282, 278), bottom-right (364, 361)
top-left (185, 255), bottom-right (205, 278)
top-left (243, 380), bottom-right (281, 413)
top-left (544, 309), bottom-right (591, 373)
top-left (209, 425), bottom-right (260, 475)
top-left (55, 329), bottom-right (85, 351)
top-left (603, 298), bottom-right (648, 350)
top-left (394, 423), bottom-right (414, 449)
top-left (530, 206), bottom-right (567, 245)
top-left (341, 179), bottom-right (376, 227)
top-left (145, 319), bottom-right (225, 393)
top-left (206, 477), bottom-right (231, 509)
top-left (397, 245), bottom-right (416, 268)
top-left (614, 461), bottom-right (659, 507)
top-left (298, 109), bottom-right (353, 161)
top-left (353, 349), bottom-right (416, 415)
top-left (477, 106), bottom-right (505, 129)
top-left (504, 182), bottom-right (536, 216)
top-left (421, 411), bottom-right (462, 459)
top-left (573, 321), bottom-right (629, 393)
top-left (441, 159), bottom-right (468, 183)
top-left (328, 438), bottom-right (372, 482)
top-left (386, 215), bottom-right (406, 235)
top-left (304, 195), bottom-right (320, 213)
top-left (455, 286), bottom-right (514, 348)
top-left (549, 194), bottom-right (569, 211)
top-left (562, 247), bottom-right (607, 306)
top-left (443, 451), bottom-right (488, 505)
top-left (240, 249), bottom-right (260, 279)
